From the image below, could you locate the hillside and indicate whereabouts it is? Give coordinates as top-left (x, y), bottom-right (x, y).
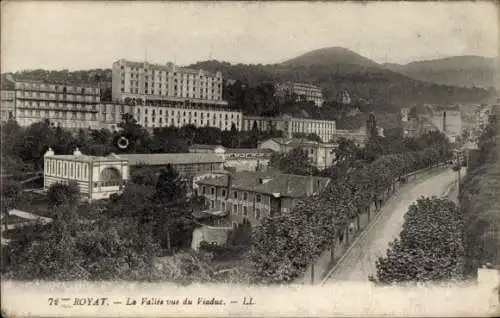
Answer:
top-left (383, 56), bottom-right (498, 89)
top-left (281, 46), bottom-right (380, 68)
top-left (189, 61), bottom-right (494, 110)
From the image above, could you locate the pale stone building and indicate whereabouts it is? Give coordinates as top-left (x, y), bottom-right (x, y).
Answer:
top-left (13, 81), bottom-right (101, 129)
top-left (43, 148), bottom-right (129, 201)
top-left (242, 115), bottom-right (336, 143)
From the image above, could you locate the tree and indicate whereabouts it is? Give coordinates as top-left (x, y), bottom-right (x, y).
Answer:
top-left (371, 197), bottom-right (464, 284)
top-left (268, 147), bottom-right (318, 176)
top-left (1, 180), bottom-right (22, 230)
top-left (292, 132), bottom-right (323, 143)
top-left (47, 181), bottom-right (80, 208)
top-left (139, 165), bottom-right (195, 253)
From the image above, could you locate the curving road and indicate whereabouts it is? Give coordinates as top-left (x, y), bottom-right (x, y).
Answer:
top-left (323, 168), bottom-right (460, 283)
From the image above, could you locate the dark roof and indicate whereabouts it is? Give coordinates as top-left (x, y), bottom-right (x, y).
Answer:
top-left (189, 144), bottom-right (224, 151)
top-left (266, 138), bottom-right (337, 148)
top-left (120, 153), bottom-right (224, 166)
top-left (226, 148), bottom-right (275, 154)
top-left (196, 171), bottom-right (330, 198)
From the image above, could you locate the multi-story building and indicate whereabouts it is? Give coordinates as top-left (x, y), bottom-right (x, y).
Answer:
top-left (258, 137), bottom-right (337, 170)
top-left (112, 59), bottom-right (224, 103)
top-left (43, 148), bottom-right (129, 201)
top-left (242, 115), bottom-right (336, 143)
top-left (275, 82), bottom-right (324, 107)
top-left (133, 103), bottom-right (243, 130)
top-left (13, 81), bottom-right (101, 129)
top-left (0, 90), bottom-right (16, 121)
top-left (111, 59), bottom-right (242, 130)
top-left (195, 170), bottom-right (331, 227)
top-left (188, 144), bottom-right (275, 172)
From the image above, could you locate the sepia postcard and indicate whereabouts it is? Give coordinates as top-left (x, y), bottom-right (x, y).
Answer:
top-left (1, 1), bottom-right (499, 317)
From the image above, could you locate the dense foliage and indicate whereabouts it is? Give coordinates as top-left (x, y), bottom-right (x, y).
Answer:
top-left (459, 108), bottom-right (499, 277)
top-left (371, 197), bottom-right (464, 284)
top-left (0, 116), bottom-right (286, 174)
top-left (268, 147), bottom-right (319, 176)
top-left (250, 138), bottom-right (453, 283)
top-left (2, 165), bottom-right (208, 281)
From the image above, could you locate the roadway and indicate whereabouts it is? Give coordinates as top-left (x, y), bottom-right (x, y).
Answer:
top-left (323, 167), bottom-right (460, 283)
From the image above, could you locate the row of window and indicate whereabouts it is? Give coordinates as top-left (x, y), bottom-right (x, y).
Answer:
top-left (17, 92), bottom-right (100, 102)
top-left (19, 109), bottom-right (98, 120)
top-left (17, 101), bottom-right (98, 110)
top-left (138, 108), bottom-right (239, 119)
top-left (121, 66), bottom-right (222, 80)
top-left (202, 186), bottom-right (264, 203)
top-left (15, 84), bottom-right (100, 94)
top-left (46, 159), bottom-right (89, 180)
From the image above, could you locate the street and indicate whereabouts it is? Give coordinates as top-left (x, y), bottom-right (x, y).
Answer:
top-left (323, 168), bottom-right (460, 283)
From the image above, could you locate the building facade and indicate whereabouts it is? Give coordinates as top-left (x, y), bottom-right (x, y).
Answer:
top-left (111, 59), bottom-right (242, 131)
top-left (258, 138), bottom-right (337, 170)
top-left (329, 128), bottom-right (369, 147)
top-left (112, 59), bottom-right (224, 103)
top-left (0, 90), bottom-right (16, 121)
top-left (242, 115), bottom-right (336, 143)
top-left (196, 170), bottom-right (330, 227)
top-left (13, 81), bottom-right (102, 129)
top-left (275, 82), bottom-right (324, 107)
top-left (133, 103), bottom-right (243, 131)
top-left (43, 148), bottom-right (129, 201)
top-left (188, 144), bottom-right (275, 172)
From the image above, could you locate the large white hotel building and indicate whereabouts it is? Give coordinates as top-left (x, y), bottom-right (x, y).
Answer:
top-left (111, 59), bottom-right (242, 130)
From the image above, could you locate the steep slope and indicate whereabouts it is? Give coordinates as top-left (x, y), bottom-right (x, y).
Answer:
top-left (384, 56), bottom-right (498, 89)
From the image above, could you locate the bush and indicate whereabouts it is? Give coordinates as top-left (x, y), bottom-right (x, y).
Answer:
top-left (372, 197), bottom-right (464, 284)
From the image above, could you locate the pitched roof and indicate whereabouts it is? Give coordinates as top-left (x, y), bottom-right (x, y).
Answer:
top-left (197, 171), bottom-right (330, 198)
top-left (120, 153), bottom-right (224, 166)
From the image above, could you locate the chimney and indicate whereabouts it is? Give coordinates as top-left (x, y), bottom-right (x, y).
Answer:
top-left (306, 175), bottom-right (314, 197)
top-left (286, 175), bottom-right (291, 195)
top-left (226, 172), bottom-right (232, 199)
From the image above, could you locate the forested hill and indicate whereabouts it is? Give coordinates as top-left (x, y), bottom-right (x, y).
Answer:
top-left (188, 60), bottom-right (494, 110)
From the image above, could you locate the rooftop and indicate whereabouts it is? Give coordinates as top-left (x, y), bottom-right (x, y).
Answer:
top-left (197, 171), bottom-right (330, 198)
top-left (45, 149), bottom-right (126, 163)
top-left (119, 153), bottom-right (224, 166)
top-left (189, 144), bottom-right (275, 154)
top-left (266, 138), bottom-right (337, 148)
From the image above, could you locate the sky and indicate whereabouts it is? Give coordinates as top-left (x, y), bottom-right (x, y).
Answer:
top-left (1, 1), bottom-right (499, 72)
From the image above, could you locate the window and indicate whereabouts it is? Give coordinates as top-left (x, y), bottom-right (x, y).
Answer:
top-left (256, 194), bottom-right (262, 203)
top-left (233, 191), bottom-right (238, 199)
top-left (243, 192), bottom-right (248, 201)
top-left (243, 206), bottom-right (248, 217)
top-left (221, 202), bottom-right (226, 212)
top-left (202, 186), bottom-right (206, 194)
top-left (221, 189), bottom-right (226, 197)
top-left (211, 187), bottom-right (215, 195)
top-left (210, 200), bottom-right (215, 209)
top-left (232, 204), bottom-right (238, 214)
